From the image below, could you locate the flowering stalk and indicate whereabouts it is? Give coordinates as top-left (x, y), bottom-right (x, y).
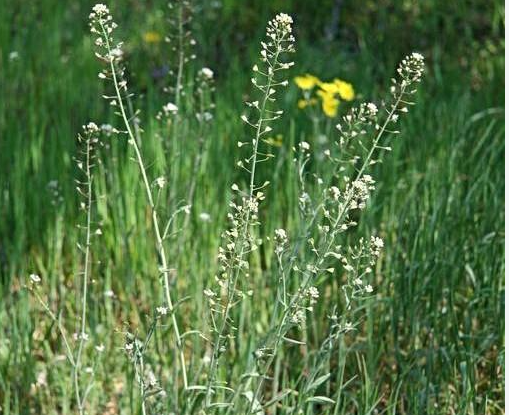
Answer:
top-left (203, 13), bottom-right (295, 409)
top-left (28, 123), bottom-right (102, 415)
top-left (89, 4), bottom-right (188, 392)
top-left (73, 124), bottom-right (99, 415)
top-left (237, 53), bottom-right (425, 411)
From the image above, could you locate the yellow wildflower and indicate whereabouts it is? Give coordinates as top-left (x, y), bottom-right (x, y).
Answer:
top-left (143, 31), bottom-right (162, 44)
top-left (317, 90), bottom-right (339, 118)
top-left (294, 74), bottom-right (320, 90)
top-left (298, 98), bottom-right (318, 109)
top-left (334, 79), bottom-right (355, 101)
top-left (318, 82), bottom-right (340, 94)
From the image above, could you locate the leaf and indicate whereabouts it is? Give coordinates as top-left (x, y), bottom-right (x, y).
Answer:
top-left (305, 373), bottom-right (331, 393)
top-left (186, 385), bottom-right (208, 394)
top-left (282, 336), bottom-right (306, 345)
top-left (306, 396), bottom-right (335, 405)
top-left (262, 389), bottom-right (293, 408)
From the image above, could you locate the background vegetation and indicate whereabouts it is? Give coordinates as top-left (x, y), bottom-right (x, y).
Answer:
top-left (0, 0), bottom-right (504, 413)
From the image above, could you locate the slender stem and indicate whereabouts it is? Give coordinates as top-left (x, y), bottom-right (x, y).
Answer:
top-left (100, 22), bottom-right (188, 391)
top-left (206, 44), bottom-right (281, 410)
top-left (74, 137), bottom-right (93, 415)
top-left (175, 1), bottom-right (185, 110)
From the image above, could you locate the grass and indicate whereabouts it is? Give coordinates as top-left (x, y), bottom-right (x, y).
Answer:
top-left (0, 1), bottom-right (504, 414)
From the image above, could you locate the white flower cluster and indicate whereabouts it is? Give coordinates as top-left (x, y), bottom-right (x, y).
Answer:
top-left (89, 4), bottom-right (121, 68)
top-left (267, 13), bottom-right (294, 40)
top-left (370, 236), bottom-right (384, 257)
top-left (216, 192), bottom-right (265, 284)
top-left (349, 174), bottom-right (376, 210)
top-left (199, 67), bottom-right (214, 80)
top-left (290, 309), bottom-right (306, 325)
top-left (336, 101), bottom-right (380, 147)
top-left (306, 286), bottom-right (319, 305)
top-left (274, 228), bottom-right (288, 255)
top-left (91, 4), bottom-right (109, 16)
top-left (29, 273), bottom-right (41, 284)
top-left (163, 102), bottom-right (178, 114)
top-left (274, 228), bottom-right (287, 242)
top-left (398, 52), bottom-right (425, 84)
top-left (195, 67), bottom-right (216, 124)
top-left (83, 122), bottom-right (99, 134)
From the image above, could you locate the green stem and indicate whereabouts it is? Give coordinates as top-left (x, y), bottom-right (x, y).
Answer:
top-left (100, 22), bottom-right (189, 391)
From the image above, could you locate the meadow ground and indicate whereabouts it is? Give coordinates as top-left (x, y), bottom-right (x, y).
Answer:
top-left (0, 1), bottom-right (504, 414)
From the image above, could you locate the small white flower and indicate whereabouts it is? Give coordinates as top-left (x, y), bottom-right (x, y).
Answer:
top-left (156, 306), bottom-right (168, 316)
top-left (163, 102), bottom-right (178, 114)
top-left (95, 343), bottom-right (105, 353)
top-left (299, 141), bottom-right (310, 151)
top-left (412, 52), bottom-right (424, 61)
top-left (203, 289), bottom-right (215, 298)
top-left (365, 285), bottom-right (374, 293)
top-left (199, 212), bottom-right (211, 222)
top-left (330, 186), bottom-right (340, 200)
top-left (372, 236), bottom-right (384, 249)
top-left (30, 273), bottom-right (41, 284)
top-left (200, 67), bottom-right (214, 79)
top-left (104, 289), bottom-right (114, 298)
top-left (307, 286), bottom-right (319, 299)
top-left (367, 102), bottom-right (378, 116)
top-left (274, 228), bottom-right (287, 240)
top-left (155, 176), bottom-right (166, 189)
top-left (85, 122), bottom-right (99, 133)
top-left (92, 4), bottom-right (109, 15)
top-left (290, 309), bottom-right (306, 325)
top-left (9, 51), bottom-right (19, 61)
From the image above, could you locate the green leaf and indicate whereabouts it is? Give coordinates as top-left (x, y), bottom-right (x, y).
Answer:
top-left (305, 373), bottom-right (331, 392)
top-left (306, 396), bottom-right (335, 405)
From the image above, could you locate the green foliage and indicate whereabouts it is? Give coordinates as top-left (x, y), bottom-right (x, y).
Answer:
top-left (0, 1), bottom-right (503, 414)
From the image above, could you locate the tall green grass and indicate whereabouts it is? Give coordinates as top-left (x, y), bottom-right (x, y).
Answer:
top-left (0, 1), bottom-right (503, 414)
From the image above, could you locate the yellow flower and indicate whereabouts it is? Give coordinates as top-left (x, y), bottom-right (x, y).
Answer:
top-left (317, 90), bottom-right (339, 118)
top-left (294, 74), bottom-right (320, 90)
top-left (143, 31), bottom-right (162, 44)
top-left (334, 79), bottom-right (355, 101)
top-left (318, 81), bottom-right (340, 94)
top-left (322, 97), bottom-right (339, 117)
top-left (298, 98), bottom-right (318, 109)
